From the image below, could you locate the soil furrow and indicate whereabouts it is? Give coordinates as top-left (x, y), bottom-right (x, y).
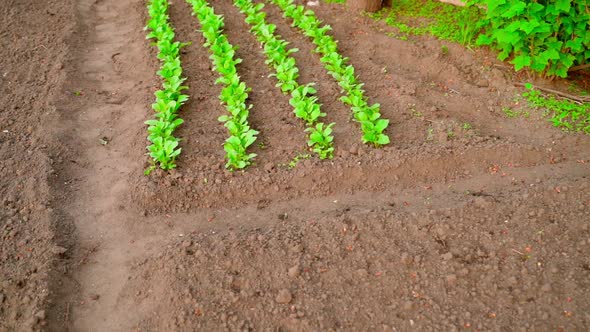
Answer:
top-left (56, 0), bottom-right (154, 329)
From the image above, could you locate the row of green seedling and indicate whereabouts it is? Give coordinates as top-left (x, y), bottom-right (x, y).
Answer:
top-left (270, 0), bottom-right (390, 146)
top-left (187, 0), bottom-right (259, 170)
top-left (145, 0), bottom-right (189, 174)
top-left (233, 0), bottom-right (334, 158)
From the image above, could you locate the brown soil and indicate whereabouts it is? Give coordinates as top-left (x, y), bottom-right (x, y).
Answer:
top-left (131, 0), bottom-right (583, 213)
top-left (1, 0), bottom-right (589, 331)
top-left (0, 0), bottom-right (75, 330)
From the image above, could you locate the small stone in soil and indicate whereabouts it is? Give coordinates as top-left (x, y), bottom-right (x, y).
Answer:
top-left (402, 301), bottom-right (413, 311)
top-left (34, 310), bottom-right (46, 319)
top-left (288, 266), bottom-right (300, 278)
top-left (400, 252), bottom-right (410, 264)
top-left (441, 252), bottom-right (453, 261)
top-left (276, 289), bottom-right (292, 304)
top-left (474, 197), bottom-right (491, 208)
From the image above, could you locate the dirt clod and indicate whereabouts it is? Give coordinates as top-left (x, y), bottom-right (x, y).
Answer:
top-left (276, 289), bottom-right (293, 304)
top-left (288, 266), bottom-right (300, 278)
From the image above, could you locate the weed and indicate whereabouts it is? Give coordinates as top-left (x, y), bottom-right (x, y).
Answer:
top-left (523, 83), bottom-right (590, 134)
top-left (408, 104), bottom-right (422, 118)
top-left (567, 82), bottom-right (589, 96)
top-left (461, 122), bottom-right (472, 130)
top-left (365, 0), bottom-right (484, 46)
top-left (441, 45), bottom-right (449, 56)
top-left (502, 107), bottom-right (517, 118)
top-left (282, 153), bottom-right (311, 169)
top-left (447, 129), bottom-right (455, 139)
top-left (426, 127), bottom-right (434, 141)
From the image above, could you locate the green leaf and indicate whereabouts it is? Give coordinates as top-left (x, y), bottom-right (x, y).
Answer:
top-left (374, 119), bottom-right (389, 132)
top-left (555, 0), bottom-right (571, 13)
top-left (476, 34), bottom-right (494, 46)
top-left (501, 1), bottom-right (526, 18)
top-left (376, 134), bottom-right (390, 146)
top-left (512, 54), bottom-right (531, 71)
top-left (519, 20), bottom-right (540, 34)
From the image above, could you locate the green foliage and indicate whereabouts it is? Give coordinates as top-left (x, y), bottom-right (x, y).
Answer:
top-left (367, 0), bottom-right (483, 46)
top-left (187, 0), bottom-right (259, 170)
top-left (284, 153), bottom-right (311, 169)
top-left (306, 123), bottom-right (335, 159)
top-left (523, 83), bottom-right (590, 133)
top-left (233, 0), bottom-right (335, 159)
top-left (270, 0), bottom-right (390, 147)
top-left (502, 107), bottom-right (518, 118)
top-left (468, 0), bottom-right (590, 78)
top-left (145, 0), bottom-right (189, 173)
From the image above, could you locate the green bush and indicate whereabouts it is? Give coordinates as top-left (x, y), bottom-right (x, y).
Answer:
top-left (469, 0), bottom-right (590, 77)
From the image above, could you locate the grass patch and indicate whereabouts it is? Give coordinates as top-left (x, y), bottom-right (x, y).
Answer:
top-left (523, 84), bottom-right (590, 134)
top-left (365, 0), bottom-right (483, 46)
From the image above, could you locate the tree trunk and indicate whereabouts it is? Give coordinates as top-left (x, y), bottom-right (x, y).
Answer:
top-left (348, 0), bottom-right (383, 13)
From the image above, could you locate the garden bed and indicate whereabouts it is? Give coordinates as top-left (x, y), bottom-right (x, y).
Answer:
top-left (1, 0), bottom-right (589, 330)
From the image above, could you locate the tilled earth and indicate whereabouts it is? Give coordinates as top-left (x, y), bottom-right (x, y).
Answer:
top-left (1, 0), bottom-right (589, 331)
top-left (130, 180), bottom-right (590, 331)
top-left (0, 0), bottom-right (74, 330)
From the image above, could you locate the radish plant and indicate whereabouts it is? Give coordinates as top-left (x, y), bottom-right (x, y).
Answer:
top-left (186, 0), bottom-right (259, 170)
top-left (269, 0), bottom-right (390, 147)
top-left (306, 122), bottom-right (334, 159)
top-left (233, 0), bottom-right (334, 159)
top-left (145, 0), bottom-right (189, 174)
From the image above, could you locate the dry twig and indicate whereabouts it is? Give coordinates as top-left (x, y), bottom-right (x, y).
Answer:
top-left (514, 82), bottom-right (590, 103)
